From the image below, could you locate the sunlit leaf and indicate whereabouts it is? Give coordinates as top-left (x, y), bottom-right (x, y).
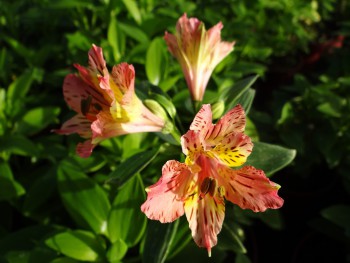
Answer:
top-left (45, 230), bottom-right (105, 261)
top-left (16, 107), bottom-right (60, 135)
top-left (121, 0), bottom-right (142, 24)
top-left (108, 15), bottom-right (125, 62)
top-left (146, 37), bottom-right (167, 85)
top-left (57, 160), bottom-right (111, 235)
top-left (107, 239), bottom-right (128, 262)
top-left (245, 142), bottom-right (296, 176)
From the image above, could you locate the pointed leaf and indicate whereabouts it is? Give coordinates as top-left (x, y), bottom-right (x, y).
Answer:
top-left (233, 88), bottom-right (255, 114)
top-left (119, 23), bottom-right (149, 44)
top-left (146, 37), bottom-right (167, 85)
top-left (221, 75), bottom-right (258, 110)
top-left (167, 217), bottom-right (192, 259)
top-left (108, 174), bottom-right (147, 246)
top-left (218, 222), bottom-right (247, 254)
top-left (0, 161), bottom-right (25, 201)
top-left (107, 147), bottom-right (160, 187)
top-left (121, 0), bottom-right (142, 24)
top-left (321, 205), bottom-right (350, 230)
top-left (0, 135), bottom-right (39, 156)
top-left (143, 220), bottom-right (179, 263)
top-left (245, 142), bottom-right (296, 176)
top-left (45, 230), bottom-right (105, 261)
top-left (57, 159), bottom-right (110, 235)
top-left (16, 107), bottom-right (60, 136)
top-left (108, 15), bottom-right (125, 62)
top-left (106, 239), bottom-right (128, 262)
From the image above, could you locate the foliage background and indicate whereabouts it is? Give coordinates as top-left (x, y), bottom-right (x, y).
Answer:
top-left (0, 0), bottom-right (349, 262)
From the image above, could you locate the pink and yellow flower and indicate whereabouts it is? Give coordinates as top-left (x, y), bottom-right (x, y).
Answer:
top-left (141, 104), bottom-right (283, 256)
top-left (55, 45), bottom-right (165, 157)
top-left (164, 14), bottom-right (235, 102)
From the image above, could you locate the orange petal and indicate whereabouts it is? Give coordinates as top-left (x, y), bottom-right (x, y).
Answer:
top-left (141, 161), bottom-right (193, 223)
top-left (184, 192), bottom-right (225, 256)
top-left (217, 165), bottom-right (284, 212)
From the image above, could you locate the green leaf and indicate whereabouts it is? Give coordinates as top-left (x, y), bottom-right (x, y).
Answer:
top-left (245, 117), bottom-right (259, 141)
top-left (0, 135), bottom-right (39, 156)
top-left (220, 75), bottom-right (258, 111)
top-left (317, 102), bottom-right (341, 118)
top-left (0, 225), bottom-right (56, 254)
top-left (143, 220), bottom-right (179, 263)
top-left (321, 205), bottom-right (350, 230)
top-left (57, 160), bottom-right (111, 235)
top-left (6, 69), bottom-right (42, 117)
top-left (108, 174), bottom-right (147, 246)
top-left (258, 209), bottom-right (284, 230)
top-left (107, 147), bottom-right (160, 187)
top-left (234, 88), bottom-right (256, 114)
top-left (16, 107), bottom-right (60, 135)
top-left (0, 161), bottom-right (25, 201)
top-left (167, 217), bottom-right (192, 259)
top-left (45, 230), bottom-right (105, 262)
top-left (119, 23), bottom-right (149, 44)
top-left (146, 37), bottom-right (167, 86)
top-left (218, 223), bottom-right (247, 254)
top-left (235, 254), bottom-right (252, 263)
top-left (108, 15), bottom-right (125, 62)
top-left (7, 69), bottom-right (42, 101)
top-left (22, 166), bottom-right (56, 217)
top-left (50, 257), bottom-right (80, 263)
top-left (121, 0), bottom-right (142, 24)
top-left (245, 142), bottom-right (296, 176)
top-left (106, 239), bottom-right (128, 262)
top-left (151, 93), bottom-right (177, 120)
top-left (49, 0), bottom-right (94, 9)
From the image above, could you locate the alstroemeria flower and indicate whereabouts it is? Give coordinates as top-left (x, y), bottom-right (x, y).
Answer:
top-left (55, 45), bottom-right (165, 157)
top-left (141, 104), bottom-right (283, 256)
top-left (164, 14), bottom-right (235, 102)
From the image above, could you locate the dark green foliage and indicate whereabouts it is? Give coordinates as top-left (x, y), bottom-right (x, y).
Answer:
top-left (0, 0), bottom-right (348, 262)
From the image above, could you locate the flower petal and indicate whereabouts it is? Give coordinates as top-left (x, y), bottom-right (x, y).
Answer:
top-left (189, 104), bottom-right (213, 133)
top-left (184, 192), bottom-right (225, 256)
top-left (214, 104), bottom-right (246, 135)
top-left (217, 165), bottom-right (284, 212)
top-left (88, 44), bottom-right (107, 75)
top-left (141, 160), bottom-right (193, 223)
top-left (63, 74), bottom-right (108, 114)
top-left (54, 114), bottom-right (92, 138)
top-left (211, 132), bottom-right (253, 167)
top-left (181, 130), bottom-right (203, 165)
top-left (76, 140), bottom-right (95, 158)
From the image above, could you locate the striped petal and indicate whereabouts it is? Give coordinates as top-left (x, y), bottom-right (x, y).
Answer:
top-left (184, 192), bottom-right (225, 256)
top-left (217, 165), bottom-right (284, 212)
top-left (63, 74), bottom-right (108, 114)
top-left (189, 104), bottom-right (213, 135)
top-left (213, 104), bottom-right (246, 135)
top-left (54, 114), bottom-right (92, 138)
top-left (141, 160), bottom-right (193, 223)
top-left (211, 132), bottom-right (253, 167)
